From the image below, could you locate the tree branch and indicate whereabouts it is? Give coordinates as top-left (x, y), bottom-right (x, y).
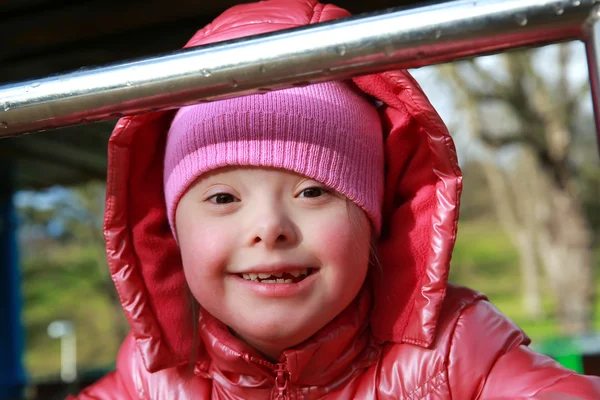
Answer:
top-left (478, 130), bottom-right (529, 148)
top-left (439, 63), bottom-right (506, 102)
top-left (558, 43), bottom-right (571, 102)
top-left (464, 58), bottom-right (511, 96)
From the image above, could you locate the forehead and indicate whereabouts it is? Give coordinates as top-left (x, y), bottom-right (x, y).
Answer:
top-left (194, 166), bottom-right (312, 185)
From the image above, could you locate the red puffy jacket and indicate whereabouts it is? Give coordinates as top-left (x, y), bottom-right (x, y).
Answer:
top-left (72, 1), bottom-right (600, 398)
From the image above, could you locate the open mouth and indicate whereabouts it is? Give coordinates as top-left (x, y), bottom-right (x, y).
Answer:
top-left (239, 268), bottom-right (313, 284)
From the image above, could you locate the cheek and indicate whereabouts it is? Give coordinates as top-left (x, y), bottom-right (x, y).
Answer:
top-left (308, 208), bottom-right (371, 278)
top-left (177, 216), bottom-right (233, 291)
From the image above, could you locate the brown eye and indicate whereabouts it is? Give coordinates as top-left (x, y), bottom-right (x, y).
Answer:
top-left (207, 193), bottom-right (238, 204)
top-left (299, 187), bottom-right (327, 198)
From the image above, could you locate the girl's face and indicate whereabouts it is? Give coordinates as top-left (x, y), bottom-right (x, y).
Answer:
top-left (176, 167), bottom-right (371, 360)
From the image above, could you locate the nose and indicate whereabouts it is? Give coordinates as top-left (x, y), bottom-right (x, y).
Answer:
top-left (248, 205), bottom-right (298, 249)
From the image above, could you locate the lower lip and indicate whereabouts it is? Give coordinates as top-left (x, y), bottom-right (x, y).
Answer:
top-left (230, 271), bottom-right (319, 298)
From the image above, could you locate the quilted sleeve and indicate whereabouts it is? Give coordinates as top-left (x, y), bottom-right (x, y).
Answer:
top-left (67, 371), bottom-right (135, 400)
top-left (479, 344), bottom-right (600, 399)
top-left (447, 300), bottom-right (600, 399)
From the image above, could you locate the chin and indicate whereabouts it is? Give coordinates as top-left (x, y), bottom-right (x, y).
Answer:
top-left (231, 313), bottom-right (321, 350)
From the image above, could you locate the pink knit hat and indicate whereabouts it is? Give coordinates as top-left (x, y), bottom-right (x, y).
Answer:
top-left (164, 80), bottom-right (384, 235)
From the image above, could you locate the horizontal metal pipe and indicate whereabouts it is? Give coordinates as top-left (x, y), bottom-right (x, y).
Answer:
top-left (0, 0), bottom-right (595, 137)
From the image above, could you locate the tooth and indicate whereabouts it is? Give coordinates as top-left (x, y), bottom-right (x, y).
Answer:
top-left (283, 279), bottom-right (293, 283)
top-left (242, 274), bottom-right (250, 280)
top-left (272, 272), bottom-right (283, 278)
top-left (276, 279), bottom-right (285, 283)
top-left (264, 279), bottom-right (276, 284)
top-left (299, 269), bottom-right (308, 276)
top-left (290, 270), bottom-right (301, 277)
top-left (249, 273), bottom-right (258, 281)
top-left (258, 273), bottom-right (271, 279)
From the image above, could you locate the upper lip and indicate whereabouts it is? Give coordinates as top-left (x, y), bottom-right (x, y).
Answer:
top-left (233, 263), bottom-right (317, 275)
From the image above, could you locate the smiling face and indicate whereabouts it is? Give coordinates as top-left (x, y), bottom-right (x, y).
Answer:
top-left (175, 167), bottom-right (371, 360)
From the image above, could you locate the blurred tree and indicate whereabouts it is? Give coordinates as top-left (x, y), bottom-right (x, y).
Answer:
top-left (59, 183), bottom-right (129, 341)
top-left (458, 161), bottom-right (494, 221)
top-left (440, 44), bottom-right (595, 334)
top-left (18, 182), bottom-right (127, 378)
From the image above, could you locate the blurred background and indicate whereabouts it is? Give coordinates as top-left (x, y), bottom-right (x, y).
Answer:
top-left (2, 0), bottom-right (600, 399)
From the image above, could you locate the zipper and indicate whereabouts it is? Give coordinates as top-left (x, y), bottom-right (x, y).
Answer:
top-left (274, 362), bottom-right (290, 400)
top-left (243, 354), bottom-right (291, 399)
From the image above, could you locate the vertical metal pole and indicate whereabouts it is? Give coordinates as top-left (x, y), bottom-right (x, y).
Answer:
top-left (48, 320), bottom-right (77, 383)
top-left (60, 330), bottom-right (77, 383)
top-left (585, 6), bottom-right (600, 154)
top-left (0, 167), bottom-right (25, 399)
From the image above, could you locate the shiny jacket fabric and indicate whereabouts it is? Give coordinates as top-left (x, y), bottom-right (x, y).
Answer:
top-left (73, 1), bottom-right (600, 398)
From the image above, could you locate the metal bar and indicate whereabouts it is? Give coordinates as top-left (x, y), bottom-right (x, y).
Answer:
top-left (0, 0), bottom-right (595, 137)
top-left (585, 6), bottom-right (600, 150)
top-left (61, 329), bottom-right (77, 383)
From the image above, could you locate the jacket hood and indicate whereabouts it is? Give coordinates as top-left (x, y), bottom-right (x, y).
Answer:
top-left (104, 0), bottom-right (461, 373)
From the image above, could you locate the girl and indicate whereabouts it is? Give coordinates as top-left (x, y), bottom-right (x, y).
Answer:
top-left (73, 0), bottom-right (600, 398)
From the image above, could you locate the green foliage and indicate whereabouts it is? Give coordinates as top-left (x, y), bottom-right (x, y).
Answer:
top-left (23, 243), bottom-right (123, 379)
top-left (451, 220), bottom-right (520, 293)
top-left (452, 218), bottom-right (600, 344)
top-left (19, 183), bottom-right (125, 380)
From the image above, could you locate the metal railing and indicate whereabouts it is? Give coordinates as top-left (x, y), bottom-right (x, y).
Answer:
top-left (0, 0), bottom-right (599, 137)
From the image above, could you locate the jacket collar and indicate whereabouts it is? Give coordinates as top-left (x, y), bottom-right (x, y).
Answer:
top-left (196, 285), bottom-right (379, 387)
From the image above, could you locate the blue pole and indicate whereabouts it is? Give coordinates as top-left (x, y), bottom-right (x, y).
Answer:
top-left (0, 170), bottom-right (25, 399)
